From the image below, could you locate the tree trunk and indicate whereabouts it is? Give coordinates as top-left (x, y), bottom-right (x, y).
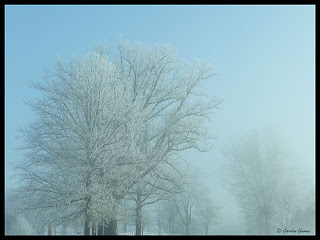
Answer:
top-left (98, 224), bottom-right (104, 235)
top-left (48, 224), bottom-right (53, 235)
top-left (185, 213), bottom-right (191, 235)
top-left (103, 221), bottom-right (108, 235)
top-left (92, 224), bottom-right (96, 235)
top-left (84, 218), bottom-right (91, 235)
top-left (104, 219), bottom-right (117, 235)
top-left (258, 212), bottom-right (263, 234)
top-left (84, 179), bottom-right (91, 235)
top-left (265, 218), bottom-right (271, 235)
top-left (84, 204), bottom-right (91, 235)
top-left (192, 219), bottom-right (195, 235)
top-left (205, 223), bottom-right (209, 235)
top-left (123, 222), bottom-right (127, 233)
top-left (135, 191), bottom-right (142, 235)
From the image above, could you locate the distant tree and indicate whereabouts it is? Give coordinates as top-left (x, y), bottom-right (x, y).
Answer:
top-left (154, 198), bottom-right (181, 235)
top-left (174, 181), bottom-right (198, 235)
top-left (5, 212), bottom-right (36, 235)
top-left (140, 207), bottom-right (154, 235)
top-left (117, 199), bottom-right (134, 234)
top-left (223, 133), bottom-right (302, 234)
top-left (290, 198), bottom-right (315, 234)
top-left (196, 193), bottom-right (222, 235)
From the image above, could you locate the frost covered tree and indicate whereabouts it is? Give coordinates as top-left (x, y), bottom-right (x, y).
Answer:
top-left (16, 51), bottom-right (147, 235)
top-left (16, 39), bottom-right (221, 235)
top-left (107, 39), bottom-right (221, 233)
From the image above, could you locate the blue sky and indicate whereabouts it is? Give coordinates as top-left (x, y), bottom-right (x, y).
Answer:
top-left (5, 5), bottom-right (315, 233)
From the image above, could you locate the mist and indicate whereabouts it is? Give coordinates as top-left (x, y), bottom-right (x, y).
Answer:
top-left (5, 5), bottom-right (315, 235)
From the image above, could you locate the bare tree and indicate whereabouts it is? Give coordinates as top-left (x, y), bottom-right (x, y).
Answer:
top-left (126, 160), bottom-right (185, 235)
top-left (154, 199), bottom-right (181, 235)
top-left (174, 180), bottom-right (198, 235)
top-left (223, 133), bottom-right (295, 234)
top-left (117, 198), bottom-right (133, 234)
top-left (289, 198), bottom-right (315, 234)
top-left (196, 193), bottom-right (222, 235)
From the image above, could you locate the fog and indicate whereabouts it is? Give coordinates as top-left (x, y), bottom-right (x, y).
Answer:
top-left (5, 5), bottom-right (315, 235)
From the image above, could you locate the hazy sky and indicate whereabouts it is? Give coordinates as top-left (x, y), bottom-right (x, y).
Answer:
top-left (5, 5), bottom-right (315, 234)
